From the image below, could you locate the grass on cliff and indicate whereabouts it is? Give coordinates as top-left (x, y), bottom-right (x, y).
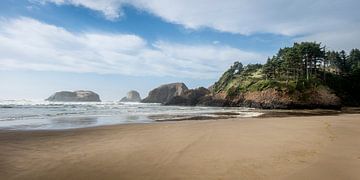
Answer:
top-left (213, 63), bottom-right (321, 98)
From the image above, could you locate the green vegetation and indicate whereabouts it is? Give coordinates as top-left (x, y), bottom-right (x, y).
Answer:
top-left (213, 42), bottom-right (360, 105)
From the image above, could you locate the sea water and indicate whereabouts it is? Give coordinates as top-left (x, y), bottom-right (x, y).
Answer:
top-left (0, 100), bottom-right (263, 130)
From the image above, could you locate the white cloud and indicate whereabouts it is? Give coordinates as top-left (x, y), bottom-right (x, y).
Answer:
top-left (0, 17), bottom-right (262, 78)
top-left (36, 0), bottom-right (360, 50)
top-left (36, 0), bottom-right (127, 20)
top-left (296, 28), bottom-right (360, 51)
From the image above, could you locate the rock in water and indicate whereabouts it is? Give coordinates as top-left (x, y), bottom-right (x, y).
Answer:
top-left (46, 90), bottom-right (101, 102)
top-left (165, 87), bottom-right (211, 106)
top-left (142, 83), bottom-right (188, 103)
top-left (120, 90), bottom-right (141, 102)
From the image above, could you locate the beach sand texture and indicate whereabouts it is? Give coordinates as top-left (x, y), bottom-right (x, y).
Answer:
top-left (1, 114), bottom-right (359, 180)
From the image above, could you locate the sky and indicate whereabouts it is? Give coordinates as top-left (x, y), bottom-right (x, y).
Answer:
top-left (0, 0), bottom-right (359, 100)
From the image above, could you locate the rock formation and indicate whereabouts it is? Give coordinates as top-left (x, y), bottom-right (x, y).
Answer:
top-left (164, 87), bottom-right (211, 106)
top-left (142, 83), bottom-right (188, 103)
top-left (120, 90), bottom-right (141, 102)
top-left (46, 90), bottom-right (101, 102)
top-left (166, 86), bottom-right (341, 109)
top-left (239, 87), bottom-right (341, 109)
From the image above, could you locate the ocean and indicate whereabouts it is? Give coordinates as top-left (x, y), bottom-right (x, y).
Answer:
top-left (0, 100), bottom-right (262, 130)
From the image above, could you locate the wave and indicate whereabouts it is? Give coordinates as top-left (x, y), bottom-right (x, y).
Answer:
top-left (0, 99), bottom-right (261, 130)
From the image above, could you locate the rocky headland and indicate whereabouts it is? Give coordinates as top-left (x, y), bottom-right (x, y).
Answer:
top-left (142, 42), bottom-right (360, 109)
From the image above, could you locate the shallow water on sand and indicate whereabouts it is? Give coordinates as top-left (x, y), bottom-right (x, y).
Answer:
top-left (0, 100), bottom-right (262, 130)
top-left (1, 100), bottom-right (355, 131)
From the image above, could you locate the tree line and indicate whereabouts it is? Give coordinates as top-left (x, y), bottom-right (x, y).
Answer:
top-left (262, 42), bottom-right (360, 82)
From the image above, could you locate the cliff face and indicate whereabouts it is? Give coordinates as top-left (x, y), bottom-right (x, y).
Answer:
top-left (142, 83), bottom-right (188, 103)
top-left (224, 87), bottom-right (341, 109)
top-left (161, 87), bottom-right (341, 109)
top-left (206, 63), bottom-right (342, 109)
top-left (46, 90), bottom-right (101, 102)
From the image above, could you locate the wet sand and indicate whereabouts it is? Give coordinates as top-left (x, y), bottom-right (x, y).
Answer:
top-left (0, 114), bottom-right (360, 180)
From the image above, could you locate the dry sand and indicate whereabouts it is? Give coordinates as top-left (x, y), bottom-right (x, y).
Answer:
top-left (0, 114), bottom-right (359, 180)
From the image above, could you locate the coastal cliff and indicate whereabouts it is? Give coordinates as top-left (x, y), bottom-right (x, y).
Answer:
top-left (144, 70), bottom-right (343, 109)
top-left (161, 82), bottom-right (341, 109)
top-left (160, 42), bottom-right (360, 109)
top-left (206, 62), bottom-right (342, 109)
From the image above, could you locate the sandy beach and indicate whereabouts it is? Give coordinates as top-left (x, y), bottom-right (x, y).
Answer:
top-left (1, 114), bottom-right (360, 180)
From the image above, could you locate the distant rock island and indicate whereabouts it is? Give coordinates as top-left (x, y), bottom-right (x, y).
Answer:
top-left (142, 83), bottom-right (188, 103)
top-left (120, 90), bottom-right (141, 102)
top-left (46, 90), bottom-right (101, 102)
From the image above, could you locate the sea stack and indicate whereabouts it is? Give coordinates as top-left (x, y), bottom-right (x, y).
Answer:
top-left (142, 83), bottom-right (188, 104)
top-left (120, 90), bottom-right (141, 102)
top-left (46, 90), bottom-right (101, 102)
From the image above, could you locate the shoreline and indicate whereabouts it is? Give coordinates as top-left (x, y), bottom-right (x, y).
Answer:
top-left (1, 114), bottom-right (360, 179)
top-left (1, 103), bottom-right (359, 131)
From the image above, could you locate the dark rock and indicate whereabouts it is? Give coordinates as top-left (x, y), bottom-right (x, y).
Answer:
top-left (207, 85), bottom-right (214, 92)
top-left (197, 95), bottom-right (228, 107)
top-left (120, 90), bottom-right (141, 102)
top-left (142, 83), bottom-right (188, 103)
top-left (194, 86), bottom-right (341, 109)
top-left (46, 90), bottom-right (101, 102)
top-left (165, 87), bottom-right (210, 106)
top-left (233, 88), bottom-right (341, 109)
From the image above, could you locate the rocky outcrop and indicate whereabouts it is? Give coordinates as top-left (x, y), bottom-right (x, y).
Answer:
top-left (143, 80), bottom-right (341, 109)
top-left (216, 87), bottom-right (341, 109)
top-left (165, 86), bottom-right (341, 109)
top-left (142, 83), bottom-right (188, 103)
top-left (120, 90), bottom-right (141, 102)
top-left (239, 87), bottom-right (341, 109)
top-left (46, 90), bottom-right (101, 102)
top-left (165, 87), bottom-right (211, 106)
top-left (197, 93), bottom-right (228, 107)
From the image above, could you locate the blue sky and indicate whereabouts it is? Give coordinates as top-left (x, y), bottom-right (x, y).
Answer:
top-left (0, 0), bottom-right (359, 100)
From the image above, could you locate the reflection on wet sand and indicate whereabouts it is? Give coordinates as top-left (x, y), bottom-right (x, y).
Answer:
top-left (257, 107), bottom-right (360, 118)
top-left (2, 105), bottom-right (360, 130)
top-left (152, 107), bottom-right (360, 122)
top-left (51, 117), bottom-right (98, 128)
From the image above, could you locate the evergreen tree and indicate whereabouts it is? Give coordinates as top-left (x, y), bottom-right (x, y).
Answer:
top-left (349, 49), bottom-right (360, 71)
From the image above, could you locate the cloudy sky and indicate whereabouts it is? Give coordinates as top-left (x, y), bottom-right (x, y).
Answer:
top-left (0, 0), bottom-right (359, 100)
